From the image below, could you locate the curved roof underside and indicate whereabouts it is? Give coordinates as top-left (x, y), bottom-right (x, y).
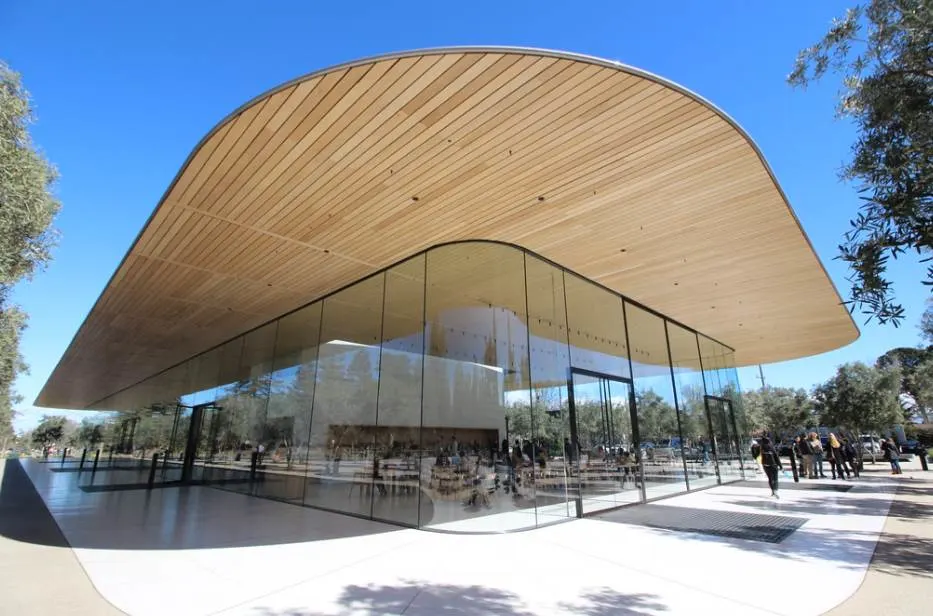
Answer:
top-left (37, 47), bottom-right (858, 410)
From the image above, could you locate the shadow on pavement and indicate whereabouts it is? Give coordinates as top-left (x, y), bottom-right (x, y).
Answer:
top-left (724, 494), bottom-right (931, 521)
top-left (1, 459), bottom-right (405, 551)
top-left (0, 458), bottom-right (70, 548)
top-left (249, 582), bottom-right (667, 615)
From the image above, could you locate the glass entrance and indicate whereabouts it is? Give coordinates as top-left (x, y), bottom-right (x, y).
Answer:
top-left (568, 369), bottom-right (641, 515)
top-left (704, 396), bottom-right (744, 483)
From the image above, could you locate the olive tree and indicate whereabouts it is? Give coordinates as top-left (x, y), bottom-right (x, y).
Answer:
top-left (789, 1), bottom-right (933, 325)
top-left (0, 63), bottom-right (60, 422)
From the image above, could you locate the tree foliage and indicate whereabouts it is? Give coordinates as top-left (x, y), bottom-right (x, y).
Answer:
top-left (922, 299), bottom-right (933, 342)
top-left (812, 361), bottom-right (907, 432)
top-left (0, 62), bottom-right (60, 420)
top-left (31, 415), bottom-right (68, 448)
top-left (876, 345), bottom-right (933, 421)
top-left (741, 387), bottom-right (813, 436)
top-left (789, 1), bottom-right (933, 324)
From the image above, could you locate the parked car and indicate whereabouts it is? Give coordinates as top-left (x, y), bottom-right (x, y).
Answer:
top-left (777, 441), bottom-right (795, 457)
top-left (861, 435), bottom-right (883, 462)
top-left (653, 438), bottom-right (678, 461)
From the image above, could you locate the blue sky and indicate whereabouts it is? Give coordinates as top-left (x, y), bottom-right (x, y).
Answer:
top-left (4, 1), bottom-right (930, 432)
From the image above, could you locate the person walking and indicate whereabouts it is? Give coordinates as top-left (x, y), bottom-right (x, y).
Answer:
top-left (827, 433), bottom-right (850, 480)
top-left (758, 436), bottom-right (783, 498)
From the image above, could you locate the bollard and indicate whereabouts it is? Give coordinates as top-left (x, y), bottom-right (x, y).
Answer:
top-left (920, 449), bottom-right (929, 472)
top-left (79, 448), bottom-right (88, 471)
top-left (61, 448), bottom-right (67, 467)
top-left (92, 450), bottom-right (101, 474)
top-left (147, 453), bottom-right (160, 489)
top-left (790, 449), bottom-right (799, 483)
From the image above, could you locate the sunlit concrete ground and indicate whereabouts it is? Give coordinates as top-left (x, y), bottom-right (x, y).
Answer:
top-left (5, 456), bottom-right (926, 615)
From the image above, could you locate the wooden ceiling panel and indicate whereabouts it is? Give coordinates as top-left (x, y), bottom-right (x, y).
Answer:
top-left (36, 48), bottom-right (858, 410)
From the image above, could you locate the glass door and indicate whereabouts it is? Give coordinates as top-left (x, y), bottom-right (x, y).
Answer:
top-left (568, 369), bottom-right (641, 515)
top-left (704, 396), bottom-right (744, 483)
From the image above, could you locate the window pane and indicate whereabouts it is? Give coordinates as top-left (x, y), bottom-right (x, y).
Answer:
top-left (305, 275), bottom-right (384, 518)
top-left (223, 323), bottom-right (277, 494)
top-left (372, 255), bottom-right (425, 526)
top-left (524, 254), bottom-right (574, 523)
top-left (564, 274), bottom-right (629, 379)
top-left (422, 243), bottom-right (534, 532)
top-left (667, 324), bottom-right (717, 490)
top-left (256, 303), bottom-right (322, 503)
top-left (625, 304), bottom-right (688, 499)
top-left (699, 335), bottom-right (742, 482)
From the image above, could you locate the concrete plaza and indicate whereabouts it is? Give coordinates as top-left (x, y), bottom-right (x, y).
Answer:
top-left (1, 455), bottom-right (930, 615)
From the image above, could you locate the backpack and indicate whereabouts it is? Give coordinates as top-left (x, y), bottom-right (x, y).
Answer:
top-left (751, 443), bottom-right (761, 459)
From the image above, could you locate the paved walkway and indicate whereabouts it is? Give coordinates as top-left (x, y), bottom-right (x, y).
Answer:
top-left (0, 458), bottom-right (123, 615)
top-left (1, 455), bottom-right (929, 615)
top-left (826, 460), bottom-right (933, 616)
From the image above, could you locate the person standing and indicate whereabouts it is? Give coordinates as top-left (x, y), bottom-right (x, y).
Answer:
top-left (758, 436), bottom-right (783, 498)
top-left (827, 433), bottom-right (850, 480)
top-left (798, 433), bottom-right (815, 479)
top-left (842, 437), bottom-right (860, 478)
top-left (884, 438), bottom-right (903, 475)
top-left (809, 432), bottom-right (826, 478)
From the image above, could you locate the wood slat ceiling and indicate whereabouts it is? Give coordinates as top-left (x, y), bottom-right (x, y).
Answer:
top-left (36, 48), bottom-right (858, 410)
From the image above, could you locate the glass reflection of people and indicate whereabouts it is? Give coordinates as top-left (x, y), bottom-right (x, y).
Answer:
top-left (372, 455), bottom-right (387, 496)
top-left (332, 442), bottom-right (342, 476)
top-left (510, 439), bottom-right (523, 490)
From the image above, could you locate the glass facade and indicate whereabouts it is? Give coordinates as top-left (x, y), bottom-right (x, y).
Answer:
top-left (95, 241), bottom-right (746, 533)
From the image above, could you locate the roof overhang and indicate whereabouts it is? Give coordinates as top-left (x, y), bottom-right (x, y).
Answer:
top-left (37, 47), bottom-right (858, 410)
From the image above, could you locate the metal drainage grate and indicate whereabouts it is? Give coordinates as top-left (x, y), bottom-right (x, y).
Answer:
top-left (594, 504), bottom-right (806, 543)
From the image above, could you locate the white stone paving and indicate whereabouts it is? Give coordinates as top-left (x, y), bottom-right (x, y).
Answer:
top-left (18, 459), bottom-right (899, 616)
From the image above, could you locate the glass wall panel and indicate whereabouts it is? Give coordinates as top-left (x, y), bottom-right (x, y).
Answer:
top-left (564, 273), bottom-right (637, 512)
top-left (564, 274), bottom-right (630, 379)
top-left (188, 347), bottom-right (222, 481)
top-left (160, 362), bottom-right (192, 479)
top-left (524, 254), bottom-right (574, 523)
top-left (223, 323), bottom-right (277, 494)
top-left (422, 243), bottom-right (534, 532)
top-left (256, 304), bottom-right (322, 503)
top-left (699, 335), bottom-right (742, 482)
top-left (101, 240), bottom-right (743, 530)
top-left (208, 336), bottom-right (247, 485)
top-left (304, 275), bottom-right (384, 518)
top-left (720, 351), bottom-right (750, 478)
top-left (372, 255), bottom-right (425, 526)
top-left (667, 323), bottom-right (717, 489)
top-left (625, 304), bottom-right (688, 498)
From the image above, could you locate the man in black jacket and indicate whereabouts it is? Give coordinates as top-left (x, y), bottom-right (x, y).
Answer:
top-left (759, 436), bottom-right (783, 498)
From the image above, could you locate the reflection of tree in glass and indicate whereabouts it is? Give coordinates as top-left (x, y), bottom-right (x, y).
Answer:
top-left (635, 390), bottom-right (678, 442)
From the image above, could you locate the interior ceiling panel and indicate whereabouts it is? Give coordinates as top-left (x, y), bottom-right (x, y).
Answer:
top-left (36, 47), bottom-right (858, 410)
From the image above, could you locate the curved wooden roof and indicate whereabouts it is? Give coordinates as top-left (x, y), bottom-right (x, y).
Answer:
top-left (37, 47), bottom-right (858, 410)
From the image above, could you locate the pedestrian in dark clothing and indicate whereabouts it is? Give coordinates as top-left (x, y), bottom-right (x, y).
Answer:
top-left (793, 435), bottom-right (805, 477)
top-left (842, 438), bottom-right (860, 478)
top-left (884, 438), bottom-right (902, 475)
top-left (758, 436), bottom-right (783, 498)
top-left (827, 433), bottom-right (850, 480)
top-left (798, 434), bottom-right (815, 478)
